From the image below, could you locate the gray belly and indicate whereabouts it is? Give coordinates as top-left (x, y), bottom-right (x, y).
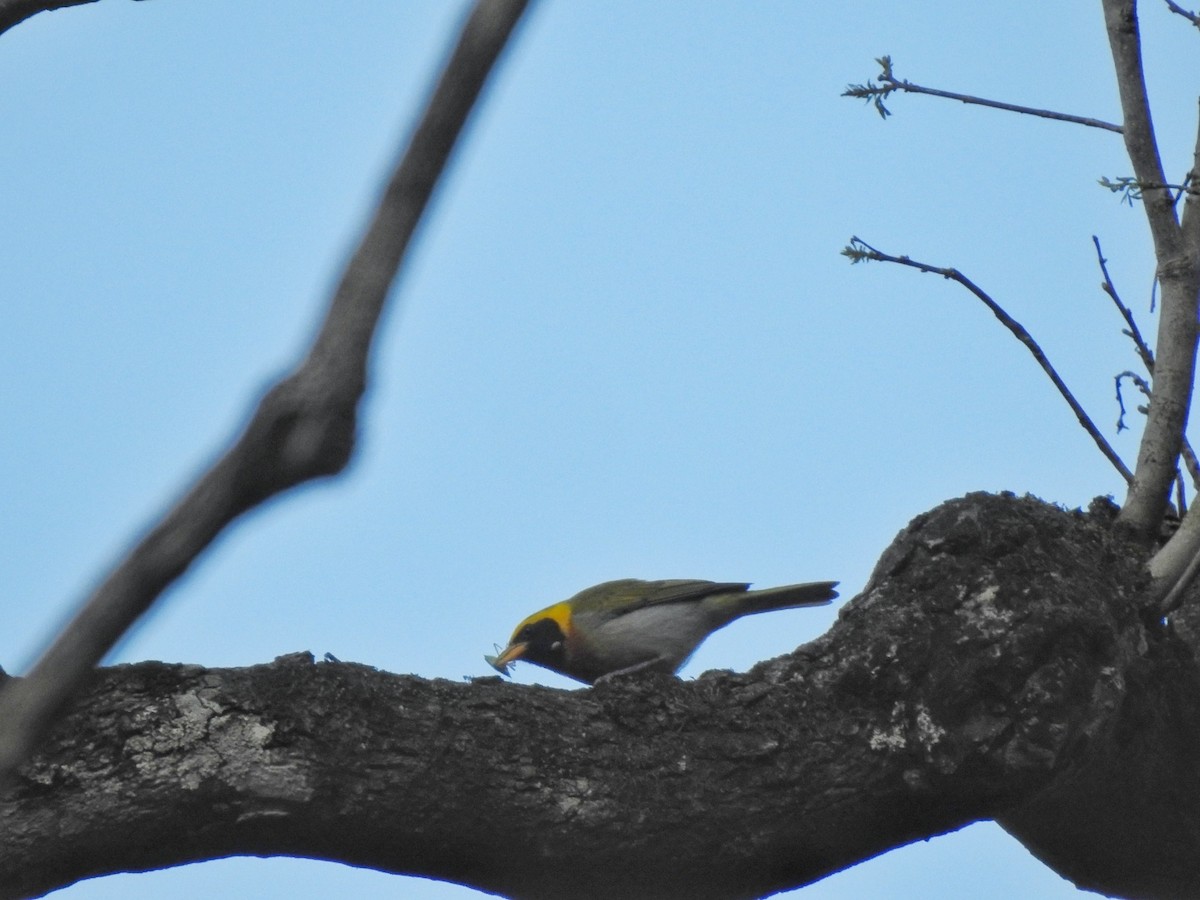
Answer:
top-left (581, 605), bottom-right (714, 674)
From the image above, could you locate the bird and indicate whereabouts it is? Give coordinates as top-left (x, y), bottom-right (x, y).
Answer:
top-left (485, 578), bottom-right (838, 685)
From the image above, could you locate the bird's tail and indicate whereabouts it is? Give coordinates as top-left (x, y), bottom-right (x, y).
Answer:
top-left (729, 581), bottom-right (838, 618)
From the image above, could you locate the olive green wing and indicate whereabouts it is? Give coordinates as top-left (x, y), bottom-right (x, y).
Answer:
top-left (610, 579), bottom-right (751, 616)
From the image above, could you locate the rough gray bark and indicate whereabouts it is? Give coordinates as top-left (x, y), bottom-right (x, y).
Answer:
top-left (4, 493), bottom-right (1196, 900)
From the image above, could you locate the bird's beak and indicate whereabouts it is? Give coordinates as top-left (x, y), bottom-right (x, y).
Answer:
top-left (486, 642), bottom-right (527, 674)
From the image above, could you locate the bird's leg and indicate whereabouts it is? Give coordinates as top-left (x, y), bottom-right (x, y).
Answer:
top-left (590, 655), bottom-right (673, 686)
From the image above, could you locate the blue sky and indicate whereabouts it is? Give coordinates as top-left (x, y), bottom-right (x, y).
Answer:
top-left (2, 2), bottom-right (1197, 897)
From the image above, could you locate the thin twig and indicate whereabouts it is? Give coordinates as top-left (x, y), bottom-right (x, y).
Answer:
top-left (1183, 444), bottom-right (1200, 491)
top-left (1165, 0), bottom-right (1200, 28)
top-left (0, 0), bottom-right (531, 784)
top-left (1098, 174), bottom-right (1198, 205)
top-left (1097, 237), bottom-right (1200, 488)
top-left (1094, 236), bottom-right (1156, 372)
top-left (1173, 172), bottom-right (1196, 209)
top-left (1115, 370), bottom-right (1152, 432)
top-left (844, 237), bottom-right (1134, 484)
top-left (1181, 102), bottom-right (1200, 258)
top-left (843, 56), bottom-right (1123, 133)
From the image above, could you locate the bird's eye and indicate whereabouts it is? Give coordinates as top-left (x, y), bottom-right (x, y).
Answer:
top-left (550, 641), bottom-right (562, 651)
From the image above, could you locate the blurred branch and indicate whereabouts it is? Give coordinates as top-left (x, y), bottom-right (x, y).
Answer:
top-left (0, 0), bottom-right (531, 784)
top-left (843, 55), bottom-right (1123, 133)
top-left (0, 0), bottom-right (97, 35)
top-left (844, 237), bottom-right (1133, 484)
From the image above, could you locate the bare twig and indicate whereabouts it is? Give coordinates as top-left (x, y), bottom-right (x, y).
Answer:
top-left (1165, 0), bottom-right (1200, 28)
top-left (844, 237), bottom-right (1134, 484)
top-left (1111, 382), bottom-right (1200, 497)
top-left (1105, 0), bottom-right (1200, 537)
top-left (1173, 172), bottom-right (1196, 209)
top-left (1098, 174), bottom-right (1197, 205)
top-left (1094, 236), bottom-right (1156, 373)
top-left (1183, 443), bottom-right (1200, 491)
top-left (1115, 370), bottom-right (1152, 432)
top-left (1182, 103), bottom-right (1200, 257)
top-left (0, 0), bottom-right (531, 783)
top-left (1096, 238), bottom-right (1200, 488)
top-left (843, 55), bottom-right (1123, 133)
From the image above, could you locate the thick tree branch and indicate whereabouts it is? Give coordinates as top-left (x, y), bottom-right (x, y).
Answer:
top-left (843, 56), bottom-right (1123, 133)
top-left (1105, 0), bottom-right (1200, 536)
top-left (4, 495), bottom-right (1189, 900)
top-left (0, 0), bottom-right (530, 784)
top-left (1144, 108), bottom-right (1200, 600)
top-left (845, 238), bottom-right (1133, 484)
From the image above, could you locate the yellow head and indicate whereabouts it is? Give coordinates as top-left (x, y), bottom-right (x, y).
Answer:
top-left (487, 601), bottom-right (575, 675)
